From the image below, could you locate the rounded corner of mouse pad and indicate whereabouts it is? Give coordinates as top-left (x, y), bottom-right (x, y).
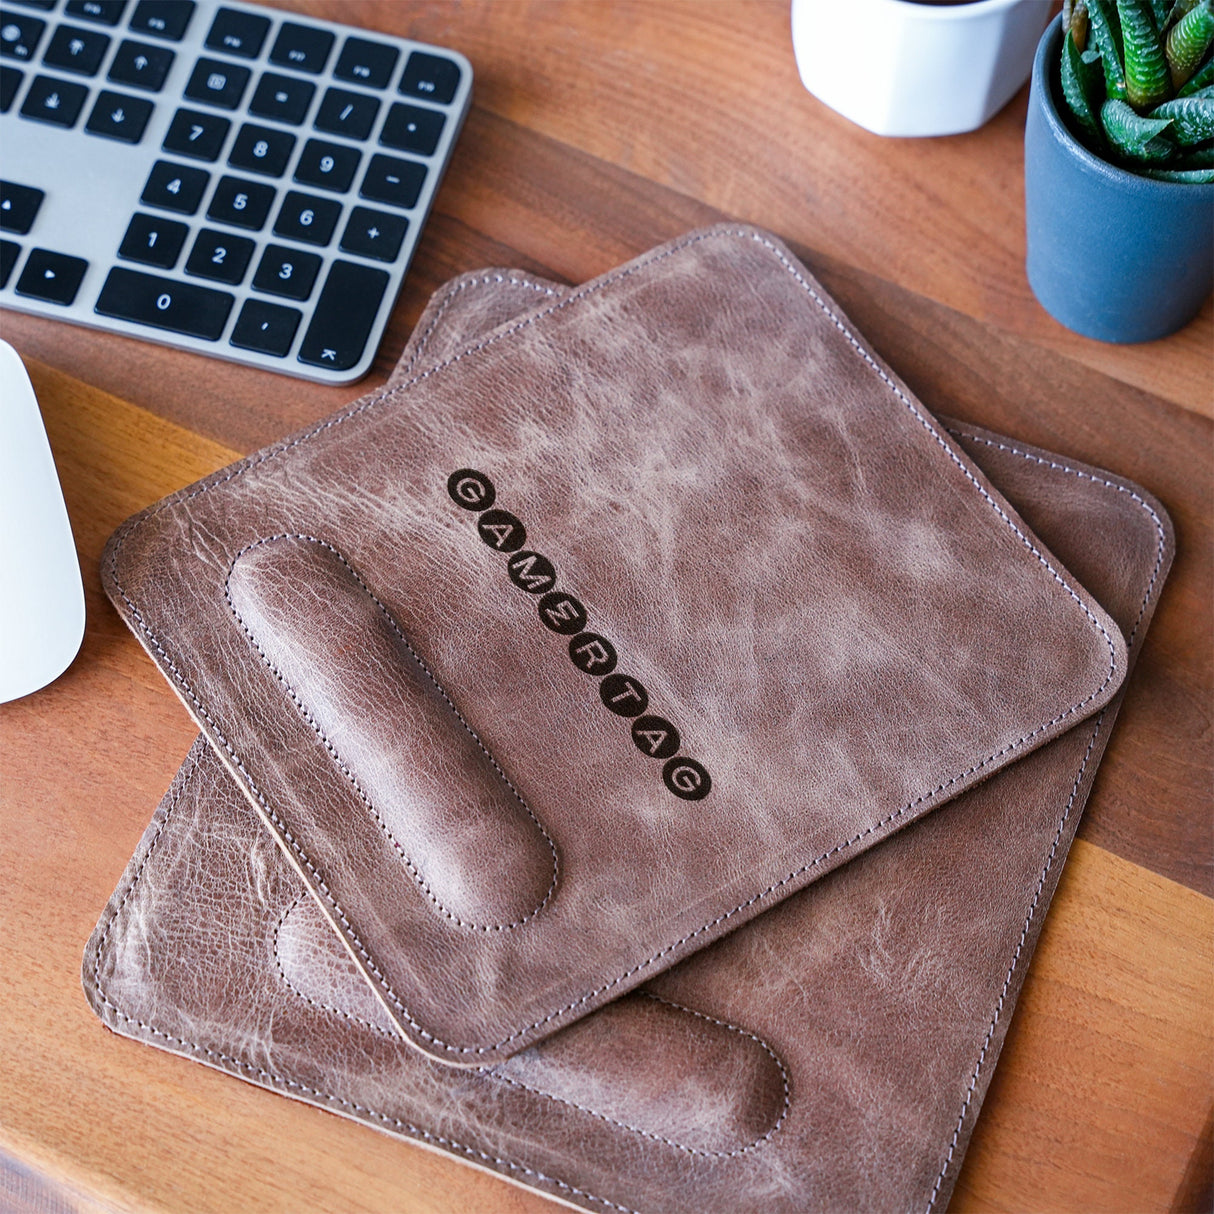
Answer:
top-left (101, 225), bottom-right (1131, 1065)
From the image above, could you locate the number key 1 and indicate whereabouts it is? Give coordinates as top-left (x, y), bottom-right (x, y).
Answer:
top-left (185, 227), bottom-right (254, 284)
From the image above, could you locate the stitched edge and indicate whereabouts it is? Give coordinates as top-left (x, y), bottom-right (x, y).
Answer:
top-left (271, 894), bottom-right (790, 1160)
top-left (224, 533), bottom-right (559, 933)
top-left (922, 427), bottom-right (1171, 1213)
top-left (485, 992), bottom-right (790, 1160)
top-left (390, 272), bottom-right (561, 387)
top-left (105, 226), bottom-right (1125, 1057)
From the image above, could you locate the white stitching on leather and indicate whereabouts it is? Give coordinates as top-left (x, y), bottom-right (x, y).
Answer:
top-left (224, 532), bottom-right (559, 933)
top-left (91, 752), bottom-right (639, 1214)
top-left (921, 425), bottom-right (1170, 1213)
top-left (271, 894), bottom-right (792, 1160)
top-left (106, 227), bottom-right (1126, 1057)
top-left (272, 894), bottom-right (398, 1038)
top-left (485, 991), bottom-right (791, 1159)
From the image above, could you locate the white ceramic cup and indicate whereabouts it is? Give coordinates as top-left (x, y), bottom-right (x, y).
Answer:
top-left (790, 0), bottom-right (1052, 137)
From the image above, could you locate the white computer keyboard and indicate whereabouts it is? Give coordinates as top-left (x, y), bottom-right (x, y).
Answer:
top-left (0, 0), bottom-right (471, 383)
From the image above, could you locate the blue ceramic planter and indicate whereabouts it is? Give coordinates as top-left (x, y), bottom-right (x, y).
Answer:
top-left (1025, 16), bottom-right (1214, 343)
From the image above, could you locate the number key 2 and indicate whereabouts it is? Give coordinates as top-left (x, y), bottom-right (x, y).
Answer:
top-left (184, 227), bottom-right (254, 285)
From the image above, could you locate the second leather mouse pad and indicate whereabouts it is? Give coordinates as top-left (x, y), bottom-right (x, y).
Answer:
top-left (101, 225), bottom-right (1127, 1065)
top-left (85, 269), bottom-right (1173, 1213)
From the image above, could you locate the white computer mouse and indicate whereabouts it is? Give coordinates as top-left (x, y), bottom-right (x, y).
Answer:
top-left (0, 339), bottom-right (85, 703)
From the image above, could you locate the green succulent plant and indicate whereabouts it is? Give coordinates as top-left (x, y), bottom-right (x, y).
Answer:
top-left (1060, 0), bottom-right (1214, 181)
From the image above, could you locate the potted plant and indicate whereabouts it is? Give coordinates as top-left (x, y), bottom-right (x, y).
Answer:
top-left (791, 0), bottom-right (1051, 137)
top-left (1025, 1), bottom-right (1214, 341)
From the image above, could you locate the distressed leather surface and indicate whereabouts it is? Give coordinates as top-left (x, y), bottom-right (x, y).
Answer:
top-left (84, 271), bottom-right (1173, 1213)
top-left (99, 227), bottom-right (1128, 1065)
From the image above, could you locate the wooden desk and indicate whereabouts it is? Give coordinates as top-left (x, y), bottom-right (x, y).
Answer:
top-left (2, 3), bottom-right (1210, 1211)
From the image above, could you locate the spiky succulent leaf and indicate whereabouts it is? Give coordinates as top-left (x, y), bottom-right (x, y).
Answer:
top-left (1149, 94), bottom-right (1214, 139)
top-left (1119, 0), bottom-right (1173, 107)
top-left (1141, 164), bottom-right (1214, 176)
top-left (1167, 0), bottom-right (1214, 85)
top-left (1087, 0), bottom-right (1130, 97)
top-left (1101, 96), bottom-right (1177, 156)
top-left (1063, 28), bottom-right (1108, 141)
top-left (1179, 142), bottom-right (1214, 162)
top-left (1177, 53), bottom-right (1214, 91)
top-left (1164, 0), bottom-right (1202, 29)
top-left (1068, 0), bottom-right (1091, 49)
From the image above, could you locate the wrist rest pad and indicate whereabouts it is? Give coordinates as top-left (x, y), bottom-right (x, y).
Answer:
top-left (101, 225), bottom-right (1127, 1065)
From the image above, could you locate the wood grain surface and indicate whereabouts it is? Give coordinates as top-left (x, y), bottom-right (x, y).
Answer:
top-left (1, 3), bottom-right (1211, 1212)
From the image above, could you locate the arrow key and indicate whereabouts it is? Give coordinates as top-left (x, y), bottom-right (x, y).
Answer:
top-left (85, 88), bottom-right (153, 143)
top-left (43, 23), bottom-right (110, 76)
top-left (15, 248), bottom-right (88, 305)
top-left (109, 38), bottom-right (174, 91)
top-left (0, 182), bottom-right (44, 235)
top-left (19, 75), bottom-right (88, 127)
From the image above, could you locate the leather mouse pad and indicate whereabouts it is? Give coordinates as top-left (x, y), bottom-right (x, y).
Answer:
top-left (100, 226), bottom-right (1127, 1065)
top-left (85, 268), bottom-right (1172, 1213)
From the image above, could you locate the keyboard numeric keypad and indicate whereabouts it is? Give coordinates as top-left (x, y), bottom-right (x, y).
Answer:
top-left (207, 173), bottom-right (275, 229)
top-left (185, 55), bottom-right (250, 109)
top-left (163, 106), bottom-right (230, 160)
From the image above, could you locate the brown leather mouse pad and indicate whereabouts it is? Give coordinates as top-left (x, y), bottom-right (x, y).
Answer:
top-left (100, 226), bottom-right (1127, 1065)
top-left (84, 268), bottom-right (1172, 1213)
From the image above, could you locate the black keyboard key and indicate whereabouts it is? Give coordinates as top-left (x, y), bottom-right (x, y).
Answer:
top-left (43, 24), bottom-right (110, 75)
top-left (340, 205), bottom-right (406, 262)
top-left (118, 211), bottom-right (187, 268)
top-left (268, 21), bottom-right (332, 74)
top-left (19, 75), bottom-right (88, 126)
top-left (252, 242), bottom-right (319, 300)
top-left (141, 159), bottom-right (209, 213)
top-left (273, 190), bottom-right (339, 245)
top-left (95, 265), bottom-right (233, 339)
top-left (298, 259), bottom-right (386, 370)
top-left (185, 56), bottom-right (249, 110)
top-left (85, 88), bottom-right (153, 142)
top-left (0, 181), bottom-right (43, 234)
top-left (399, 51), bottom-right (461, 105)
top-left (204, 6), bottom-right (268, 59)
top-left (0, 11), bottom-right (45, 61)
top-left (294, 137), bottom-right (358, 192)
top-left (314, 86), bottom-right (377, 140)
top-left (130, 0), bottom-right (194, 40)
top-left (8, 1), bottom-right (54, 7)
top-left (16, 248), bottom-right (87, 304)
top-left (163, 106), bottom-right (229, 160)
top-left (334, 35), bottom-right (397, 89)
top-left (380, 101), bottom-right (444, 157)
top-left (228, 121), bottom-right (294, 176)
top-left (0, 64), bottom-right (22, 111)
top-left (206, 174), bottom-right (274, 229)
top-left (360, 153), bottom-right (425, 209)
top-left (184, 226), bottom-right (253, 284)
top-left (231, 297), bottom-right (299, 356)
top-left (249, 71), bottom-right (314, 125)
top-left (65, 0), bottom-right (127, 24)
top-left (108, 38), bottom-right (174, 91)
top-left (0, 239), bottom-right (20, 287)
